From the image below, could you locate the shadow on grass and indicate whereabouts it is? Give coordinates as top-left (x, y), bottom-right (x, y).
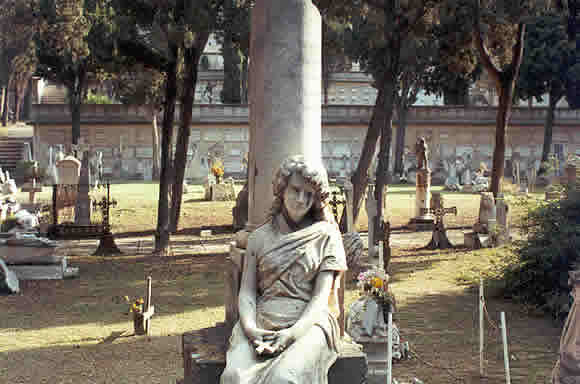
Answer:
top-left (0, 333), bottom-right (189, 383)
top-left (0, 251), bottom-right (228, 333)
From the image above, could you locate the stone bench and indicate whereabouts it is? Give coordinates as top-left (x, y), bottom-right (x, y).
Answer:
top-left (182, 324), bottom-right (367, 384)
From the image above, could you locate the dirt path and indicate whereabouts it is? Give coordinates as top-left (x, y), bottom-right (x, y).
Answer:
top-left (0, 235), bottom-right (561, 384)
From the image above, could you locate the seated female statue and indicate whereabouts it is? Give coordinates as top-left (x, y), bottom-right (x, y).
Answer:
top-left (220, 156), bottom-right (347, 384)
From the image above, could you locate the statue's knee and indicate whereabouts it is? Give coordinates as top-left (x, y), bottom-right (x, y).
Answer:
top-left (220, 367), bottom-right (242, 384)
top-left (269, 369), bottom-right (299, 384)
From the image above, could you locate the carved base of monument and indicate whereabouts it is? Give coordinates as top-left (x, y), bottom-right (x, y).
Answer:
top-left (408, 216), bottom-right (434, 231)
top-left (424, 222), bottom-right (454, 250)
top-left (93, 232), bottom-right (123, 256)
top-left (182, 325), bottom-right (367, 384)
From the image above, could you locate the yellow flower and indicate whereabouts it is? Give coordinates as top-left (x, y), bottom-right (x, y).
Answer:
top-left (371, 277), bottom-right (383, 289)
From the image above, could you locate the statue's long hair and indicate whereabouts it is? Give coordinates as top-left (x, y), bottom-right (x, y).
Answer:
top-left (270, 156), bottom-right (332, 223)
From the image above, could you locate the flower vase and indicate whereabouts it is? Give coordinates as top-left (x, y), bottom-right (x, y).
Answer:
top-left (216, 175), bottom-right (222, 184)
top-left (133, 313), bottom-right (146, 335)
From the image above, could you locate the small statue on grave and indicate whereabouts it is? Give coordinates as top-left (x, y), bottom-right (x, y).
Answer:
top-left (415, 137), bottom-right (429, 170)
top-left (221, 156), bottom-right (347, 384)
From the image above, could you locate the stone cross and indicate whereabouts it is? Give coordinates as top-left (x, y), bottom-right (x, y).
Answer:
top-left (421, 192), bottom-right (457, 249)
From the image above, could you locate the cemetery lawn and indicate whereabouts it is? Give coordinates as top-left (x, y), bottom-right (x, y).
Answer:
top-left (15, 182), bottom-right (545, 233)
top-left (0, 183), bottom-right (558, 383)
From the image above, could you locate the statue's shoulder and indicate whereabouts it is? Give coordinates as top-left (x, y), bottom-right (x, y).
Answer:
top-left (316, 220), bottom-right (341, 238)
top-left (247, 220), bottom-right (275, 249)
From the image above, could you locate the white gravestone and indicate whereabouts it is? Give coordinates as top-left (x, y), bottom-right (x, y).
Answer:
top-left (56, 156), bottom-right (81, 185)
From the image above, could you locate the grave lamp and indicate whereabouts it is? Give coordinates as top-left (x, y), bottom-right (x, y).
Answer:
top-left (565, 0), bottom-right (580, 109)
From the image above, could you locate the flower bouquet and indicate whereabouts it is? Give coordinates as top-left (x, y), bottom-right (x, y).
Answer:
top-left (127, 296), bottom-right (146, 335)
top-left (357, 268), bottom-right (396, 322)
top-left (211, 160), bottom-right (225, 183)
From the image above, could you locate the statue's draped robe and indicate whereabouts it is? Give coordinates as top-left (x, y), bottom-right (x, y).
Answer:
top-left (221, 220), bottom-right (347, 384)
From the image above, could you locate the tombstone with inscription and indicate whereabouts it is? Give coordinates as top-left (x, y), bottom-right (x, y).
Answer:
top-left (443, 157), bottom-right (460, 191)
top-left (465, 192), bottom-right (497, 249)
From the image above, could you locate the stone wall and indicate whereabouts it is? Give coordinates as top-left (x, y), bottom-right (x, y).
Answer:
top-left (31, 104), bottom-right (580, 181)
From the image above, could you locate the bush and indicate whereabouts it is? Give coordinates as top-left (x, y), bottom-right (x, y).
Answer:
top-left (501, 190), bottom-right (580, 322)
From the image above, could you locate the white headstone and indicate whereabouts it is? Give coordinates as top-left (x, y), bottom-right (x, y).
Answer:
top-left (56, 156), bottom-right (81, 185)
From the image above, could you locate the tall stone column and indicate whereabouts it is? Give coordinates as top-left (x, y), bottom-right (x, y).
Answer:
top-left (247, 0), bottom-right (322, 228)
top-left (408, 169), bottom-right (434, 231)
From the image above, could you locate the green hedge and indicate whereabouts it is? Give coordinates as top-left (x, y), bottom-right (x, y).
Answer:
top-left (503, 190), bottom-right (580, 322)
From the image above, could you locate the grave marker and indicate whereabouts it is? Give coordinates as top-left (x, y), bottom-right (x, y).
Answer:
top-left (420, 192), bottom-right (457, 249)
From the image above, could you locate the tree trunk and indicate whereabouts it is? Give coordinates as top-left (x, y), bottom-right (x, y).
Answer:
top-left (477, 23), bottom-right (525, 198)
top-left (151, 109), bottom-right (160, 179)
top-left (170, 34), bottom-right (208, 232)
top-left (68, 71), bottom-right (86, 145)
top-left (241, 56), bottom-right (249, 104)
top-left (1, 85), bottom-right (9, 127)
top-left (490, 83), bottom-right (515, 197)
top-left (12, 82), bottom-right (20, 124)
top-left (155, 48), bottom-right (179, 254)
top-left (70, 99), bottom-right (81, 145)
top-left (539, 92), bottom-right (560, 175)
top-left (394, 102), bottom-right (408, 176)
top-left (375, 75), bottom-right (397, 226)
top-left (0, 86), bottom-right (5, 121)
top-left (338, 84), bottom-right (384, 232)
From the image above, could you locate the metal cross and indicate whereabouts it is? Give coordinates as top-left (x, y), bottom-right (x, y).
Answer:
top-left (328, 189), bottom-right (346, 223)
top-left (420, 205), bottom-right (457, 226)
top-left (92, 182), bottom-right (116, 232)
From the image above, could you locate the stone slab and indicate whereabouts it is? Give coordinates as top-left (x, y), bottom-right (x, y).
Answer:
top-left (9, 257), bottom-right (66, 280)
top-left (0, 246), bottom-right (59, 265)
top-left (182, 327), bottom-right (367, 384)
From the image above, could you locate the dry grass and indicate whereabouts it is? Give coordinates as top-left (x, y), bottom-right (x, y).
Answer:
top-left (0, 183), bottom-right (559, 383)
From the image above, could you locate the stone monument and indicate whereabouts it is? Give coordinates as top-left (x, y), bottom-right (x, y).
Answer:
top-left (246, 0), bottom-right (323, 229)
top-left (182, 2), bottom-right (366, 383)
top-left (56, 155), bottom-right (81, 185)
top-left (409, 137), bottom-right (434, 230)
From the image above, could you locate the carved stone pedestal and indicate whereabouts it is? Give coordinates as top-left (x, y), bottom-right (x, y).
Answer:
top-left (409, 169), bottom-right (434, 231)
top-left (182, 326), bottom-right (367, 384)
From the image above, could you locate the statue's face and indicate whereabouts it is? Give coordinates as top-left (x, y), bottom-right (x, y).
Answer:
top-left (283, 173), bottom-right (315, 223)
